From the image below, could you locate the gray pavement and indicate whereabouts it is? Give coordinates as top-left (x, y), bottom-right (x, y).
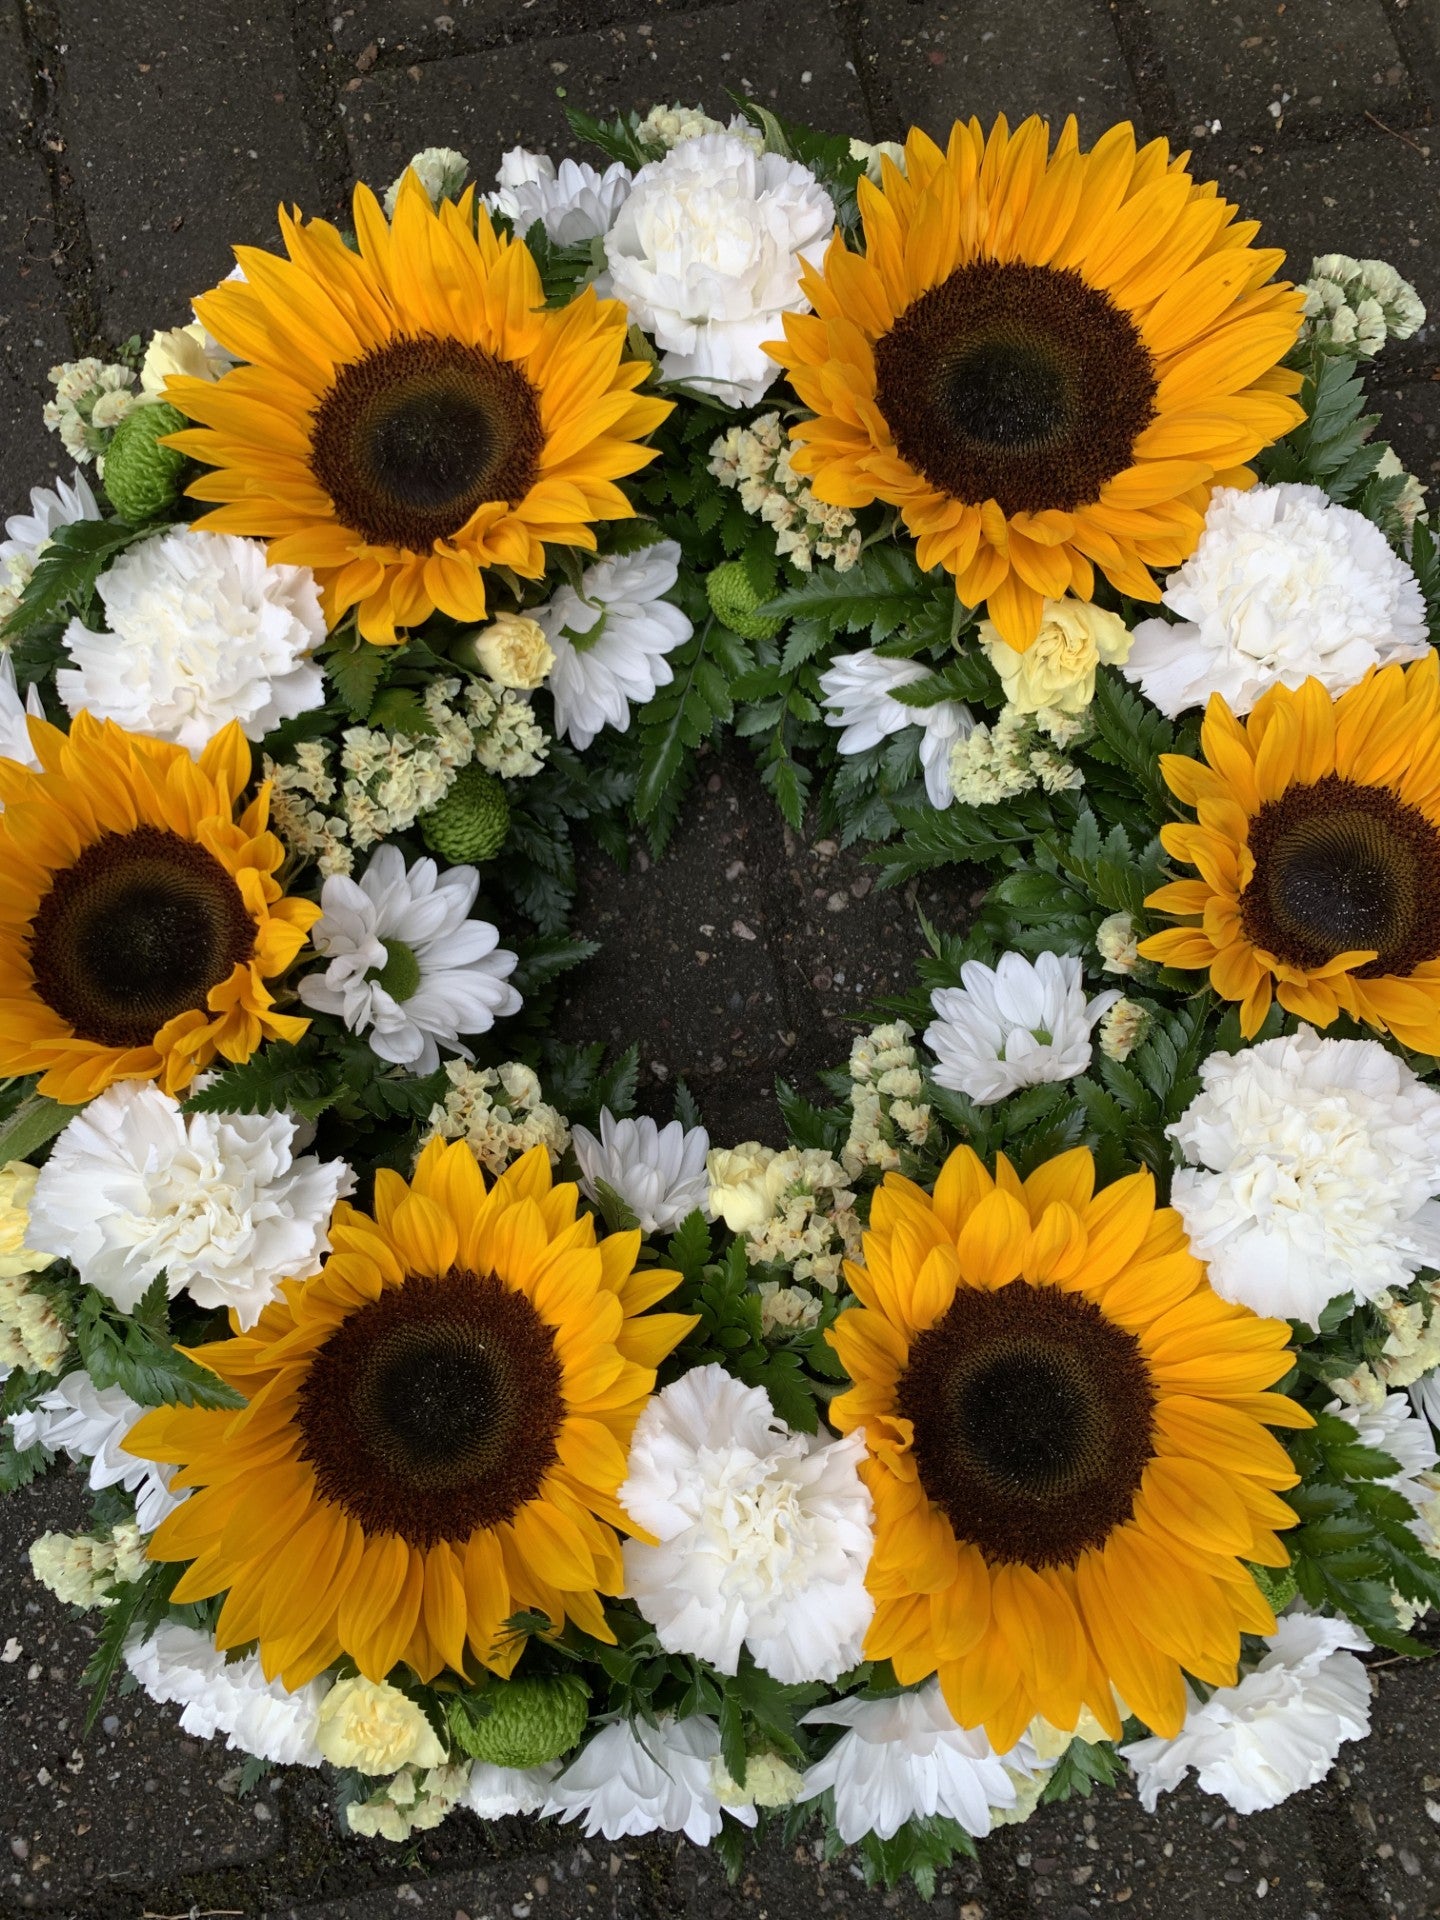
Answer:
top-left (1, 1), bottom-right (1439, 1915)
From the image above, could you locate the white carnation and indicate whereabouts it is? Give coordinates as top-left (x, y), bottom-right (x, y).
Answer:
top-left (544, 1714), bottom-right (754, 1844)
top-left (125, 1622), bottom-right (326, 1766)
top-left (487, 147), bottom-right (632, 245)
top-left (28, 1081), bottom-right (354, 1328)
top-left (1122, 484), bottom-right (1428, 717)
top-left (1120, 1615), bottom-right (1372, 1814)
top-left (1169, 1028), bottom-right (1440, 1325)
top-left (572, 1108), bottom-right (710, 1234)
top-left (464, 1760), bottom-right (559, 1819)
top-left (925, 952), bottom-right (1118, 1106)
top-left (56, 529), bottom-right (327, 750)
top-left (601, 133), bottom-right (834, 407)
top-left (533, 541), bottom-right (692, 751)
top-left (620, 1365), bottom-right (873, 1683)
top-left (9, 1375), bottom-right (183, 1533)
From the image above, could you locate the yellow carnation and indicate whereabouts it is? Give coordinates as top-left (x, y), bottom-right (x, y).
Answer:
top-left (979, 598), bottom-right (1132, 715)
top-left (706, 1144), bottom-right (777, 1233)
top-left (0, 1161), bottom-right (52, 1279)
top-left (141, 322), bottom-right (228, 398)
top-left (315, 1677), bottom-right (448, 1776)
top-left (467, 612), bottom-right (556, 690)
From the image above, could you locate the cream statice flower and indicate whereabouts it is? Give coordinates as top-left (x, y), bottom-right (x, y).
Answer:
top-left (533, 542), bottom-right (692, 750)
top-left (299, 844), bottom-right (521, 1074)
top-left (797, 1683), bottom-right (1024, 1844)
top-left (1120, 1615), bottom-right (1372, 1814)
top-left (28, 1081), bottom-right (354, 1328)
top-left (486, 147), bottom-right (632, 245)
top-left (818, 648), bottom-right (973, 807)
top-left (42, 359), bottom-right (138, 466)
top-left (946, 703), bottom-right (1082, 806)
top-left (57, 529), bottom-right (327, 750)
top-left (10, 1376), bottom-right (183, 1531)
top-left (126, 1622), bottom-right (327, 1766)
top-left (635, 104), bottom-right (761, 152)
top-left (30, 1519), bottom-right (146, 1608)
top-left (1329, 1393), bottom-right (1440, 1551)
top-left (756, 1281), bottom-right (822, 1335)
top-left (468, 676), bottom-right (549, 778)
top-left (708, 414), bottom-right (860, 572)
top-left (572, 1109), bottom-right (710, 1233)
top-left (1300, 253), bottom-right (1425, 358)
top-left (424, 1059), bottom-right (571, 1174)
top-left (316, 1676), bottom-right (447, 1774)
top-left (1168, 1028), bottom-right (1440, 1325)
top-left (980, 599), bottom-right (1132, 716)
top-left (706, 1144), bottom-right (860, 1289)
top-left (710, 1751), bottom-right (805, 1811)
top-left (347, 1765), bottom-right (470, 1840)
top-left (544, 1714), bottom-right (754, 1843)
top-left (339, 677), bottom-right (478, 851)
top-left (926, 953), bottom-right (1118, 1106)
top-left (1098, 997), bottom-right (1149, 1062)
top-left (1122, 484), bottom-right (1428, 718)
top-left (0, 468), bottom-right (101, 624)
top-left (0, 1268), bottom-right (68, 1377)
top-left (602, 133), bottom-right (834, 406)
top-left (465, 1759), bottom-right (560, 1819)
top-left (382, 145), bottom-right (470, 216)
top-left (620, 1365), bottom-right (873, 1683)
top-left (842, 1019), bottom-right (931, 1177)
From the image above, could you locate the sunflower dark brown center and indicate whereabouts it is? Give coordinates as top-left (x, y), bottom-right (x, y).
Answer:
top-left (309, 334), bottom-right (544, 551)
top-left (897, 1280), bottom-right (1155, 1568)
top-left (873, 259), bottom-right (1157, 516)
top-left (295, 1269), bottom-right (565, 1548)
top-left (1239, 774), bottom-right (1440, 978)
top-left (27, 825), bottom-right (255, 1050)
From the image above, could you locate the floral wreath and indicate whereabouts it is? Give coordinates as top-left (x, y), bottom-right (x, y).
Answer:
top-left (1, 101), bottom-right (1438, 1883)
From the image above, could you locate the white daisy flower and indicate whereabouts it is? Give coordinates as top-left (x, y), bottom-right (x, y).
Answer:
top-left (298, 843), bottom-right (522, 1074)
top-left (464, 1760), bottom-right (560, 1819)
top-left (125, 1622), bottom-right (326, 1766)
top-left (55, 529), bottom-right (327, 751)
top-left (571, 1109), bottom-right (710, 1234)
top-left (544, 1714), bottom-right (754, 1844)
top-left (620, 1365), bottom-right (874, 1683)
top-left (1122, 484), bottom-right (1428, 718)
top-left (797, 1682), bottom-right (1026, 1844)
top-left (1120, 1615), bottom-right (1372, 1814)
top-left (533, 542), bottom-right (692, 751)
top-left (925, 952), bottom-right (1119, 1106)
top-left (0, 653), bottom-right (44, 771)
top-left (27, 1081), bottom-right (354, 1328)
top-left (0, 468), bottom-right (100, 590)
top-left (1168, 1028), bottom-right (1440, 1326)
top-left (818, 648), bottom-right (972, 808)
top-left (1328, 1393), bottom-right (1440, 1550)
top-left (487, 147), bottom-right (633, 245)
top-left (9, 1376), bottom-right (184, 1533)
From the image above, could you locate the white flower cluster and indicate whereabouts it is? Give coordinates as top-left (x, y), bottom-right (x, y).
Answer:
top-left (1299, 253), bottom-right (1425, 358)
top-left (572, 1109), bottom-right (710, 1233)
top-left (533, 542), bottom-right (693, 753)
top-left (635, 104), bottom-right (763, 153)
top-left (842, 1019), bottom-right (931, 1178)
top-left (41, 358), bottom-right (140, 468)
top-left (948, 704), bottom-right (1084, 806)
top-left (424, 1060), bottom-right (572, 1175)
top-left (340, 678), bottom-right (479, 850)
top-left (347, 1765), bottom-right (472, 1840)
top-left (11, 1375), bottom-right (184, 1533)
top-left (0, 470), bottom-right (101, 628)
top-left (926, 952), bottom-right (1119, 1107)
top-left (708, 414), bottom-right (860, 573)
top-left (29, 1520), bottom-right (147, 1608)
top-left (707, 1143), bottom-right (861, 1303)
top-left (486, 147), bottom-right (632, 246)
top-left (383, 145), bottom-right (471, 216)
top-left (264, 742), bottom-right (352, 877)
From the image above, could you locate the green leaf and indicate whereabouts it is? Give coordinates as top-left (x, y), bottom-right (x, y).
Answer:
top-left (0, 1428), bottom-right (50, 1493)
top-left (755, 546), bottom-right (929, 644)
top-left (72, 1284), bottom-right (244, 1411)
top-left (0, 1089), bottom-right (84, 1163)
top-left (4, 518), bottom-right (144, 636)
top-left (512, 934), bottom-right (599, 996)
top-left (718, 1687), bottom-right (748, 1788)
top-left (323, 639), bottom-right (388, 722)
top-left (82, 1560), bottom-right (182, 1734)
top-left (635, 618), bottom-right (725, 822)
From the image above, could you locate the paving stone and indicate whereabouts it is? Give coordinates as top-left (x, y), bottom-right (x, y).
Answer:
top-left (51, 0), bottom-right (321, 335)
top-left (341, 0), bottom-right (874, 193)
top-left (330, 0), bottom-right (685, 65)
top-left (1142, 0), bottom-right (1414, 137)
top-left (1346, 1663), bottom-right (1440, 1918)
top-left (855, 0), bottom-right (1139, 142)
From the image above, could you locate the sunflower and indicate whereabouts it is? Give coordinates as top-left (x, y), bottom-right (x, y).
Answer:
top-left (126, 1139), bottom-right (696, 1689)
top-left (0, 715), bottom-right (317, 1104)
top-left (828, 1145), bottom-right (1308, 1749)
top-left (163, 174), bottom-right (672, 646)
top-left (1140, 657), bottom-right (1440, 1051)
top-left (769, 116), bottom-right (1305, 651)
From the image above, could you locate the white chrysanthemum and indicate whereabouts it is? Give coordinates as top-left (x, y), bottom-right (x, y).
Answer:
top-left (925, 953), bottom-right (1119, 1106)
top-left (1120, 1615), bottom-right (1372, 1815)
top-left (0, 468), bottom-right (101, 595)
top-left (28, 1081), bottom-right (354, 1328)
top-left (1169, 1028), bottom-right (1440, 1325)
top-left (125, 1622), bottom-right (326, 1766)
top-left (532, 542), bottom-right (692, 751)
top-left (601, 133), bottom-right (834, 406)
top-left (797, 1683), bottom-right (1026, 1844)
top-left (9, 1376), bottom-right (183, 1532)
top-left (620, 1365), bottom-right (874, 1683)
top-left (298, 843), bottom-right (521, 1074)
top-left (1122, 484), bottom-right (1428, 718)
top-left (819, 648), bottom-right (973, 808)
top-left (0, 653), bottom-right (43, 771)
top-left (1329, 1393), bottom-right (1440, 1550)
top-left (464, 1759), bottom-right (560, 1819)
top-left (572, 1108), bottom-right (710, 1234)
top-left (487, 147), bottom-right (633, 245)
top-left (382, 145), bottom-right (470, 216)
top-left (56, 529), bottom-right (327, 750)
top-left (544, 1714), bottom-right (754, 1844)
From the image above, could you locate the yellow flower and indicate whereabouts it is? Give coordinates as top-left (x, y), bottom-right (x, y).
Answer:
top-left (0, 716), bottom-right (318, 1103)
top-left (769, 116), bottom-right (1304, 650)
top-left (315, 1677), bottom-right (447, 1774)
top-left (829, 1144), bottom-right (1308, 1750)
top-left (166, 175), bottom-right (670, 646)
top-left (1140, 656), bottom-right (1440, 1051)
top-left (706, 1144), bottom-right (778, 1234)
top-left (980, 599), bottom-right (1132, 714)
top-left (468, 612), bottom-right (556, 689)
top-left (0, 1161), bottom-right (51, 1279)
top-left (126, 1140), bottom-right (696, 1688)
top-left (140, 323), bottom-right (228, 397)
